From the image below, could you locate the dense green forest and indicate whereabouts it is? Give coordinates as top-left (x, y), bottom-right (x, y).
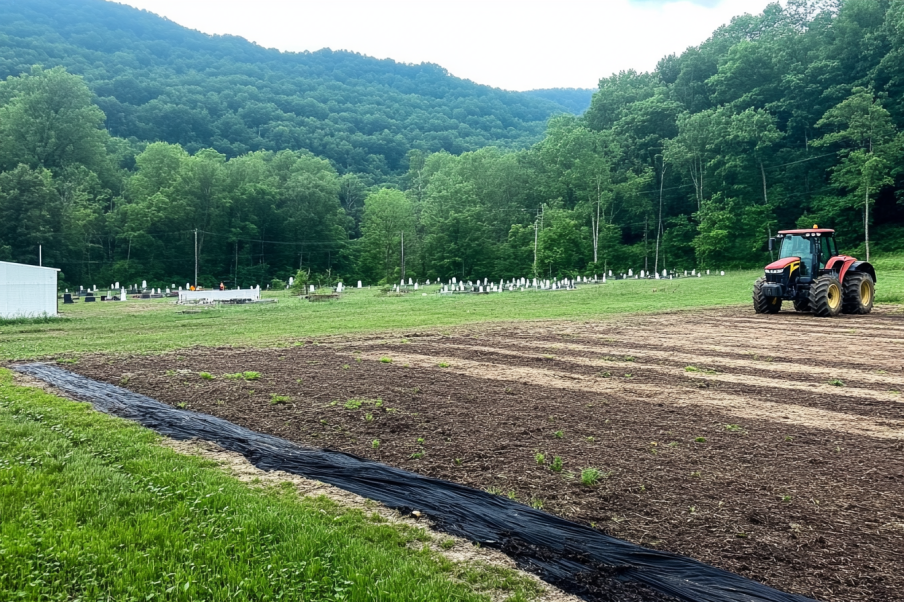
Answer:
top-left (0, 0), bottom-right (576, 179)
top-left (0, 0), bottom-right (902, 290)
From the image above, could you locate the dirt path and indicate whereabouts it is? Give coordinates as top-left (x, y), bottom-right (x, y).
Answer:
top-left (62, 306), bottom-right (904, 602)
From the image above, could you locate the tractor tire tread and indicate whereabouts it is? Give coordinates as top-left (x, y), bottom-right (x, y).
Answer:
top-left (842, 272), bottom-right (874, 315)
top-left (753, 277), bottom-right (781, 314)
top-left (810, 274), bottom-right (842, 318)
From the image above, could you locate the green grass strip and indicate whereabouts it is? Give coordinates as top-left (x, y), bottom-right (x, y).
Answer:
top-left (0, 369), bottom-right (539, 601)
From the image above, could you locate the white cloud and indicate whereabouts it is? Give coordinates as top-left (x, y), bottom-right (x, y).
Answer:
top-left (113, 0), bottom-right (775, 91)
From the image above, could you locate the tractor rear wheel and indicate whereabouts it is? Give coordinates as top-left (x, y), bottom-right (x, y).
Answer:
top-left (753, 277), bottom-right (782, 314)
top-left (793, 298), bottom-right (810, 312)
top-left (809, 274), bottom-right (843, 317)
top-left (842, 272), bottom-right (874, 315)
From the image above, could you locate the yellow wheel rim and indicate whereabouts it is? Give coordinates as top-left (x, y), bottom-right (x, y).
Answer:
top-left (828, 283), bottom-right (841, 309)
top-left (860, 279), bottom-right (872, 305)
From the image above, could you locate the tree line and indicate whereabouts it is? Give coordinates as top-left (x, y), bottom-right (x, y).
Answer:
top-left (1, 0), bottom-right (903, 290)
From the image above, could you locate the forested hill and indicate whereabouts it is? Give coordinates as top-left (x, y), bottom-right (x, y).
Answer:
top-left (0, 0), bottom-right (573, 177)
top-left (522, 88), bottom-right (595, 114)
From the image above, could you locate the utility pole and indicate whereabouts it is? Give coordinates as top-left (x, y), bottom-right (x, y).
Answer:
top-left (194, 230), bottom-right (200, 287)
top-left (654, 164), bottom-right (667, 274)
top-left (38, 245), bottom-right (42, 267)
top-left (533, 205), bottom-right (544, 278)
top-left (400, 231), bottom-right (406, 284)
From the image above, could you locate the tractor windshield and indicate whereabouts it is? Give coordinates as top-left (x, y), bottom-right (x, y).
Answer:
top-left (779, 235), bottom-right (815, 276)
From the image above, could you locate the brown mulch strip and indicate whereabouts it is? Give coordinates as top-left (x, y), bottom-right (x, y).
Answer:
top-left (62, 307), bottom-right (904, 602)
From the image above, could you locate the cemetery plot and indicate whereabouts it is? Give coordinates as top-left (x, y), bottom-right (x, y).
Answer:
top-left (67, 307), bottom-right (904, 602)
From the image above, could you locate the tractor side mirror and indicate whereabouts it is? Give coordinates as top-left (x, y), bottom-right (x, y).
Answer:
top-left (768, 238), bottom-right (775, 252)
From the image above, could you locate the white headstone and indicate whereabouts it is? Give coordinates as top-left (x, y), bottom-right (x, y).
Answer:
top-left (289, 277), bottom-right (294, 286)
top-left (628, 269), bottom-right (633, 276)
top-left (452, 277), bottom-right (457, 284)
top-left (121, 288), bottom-right (127, 301)
top-left (409, 278), bottom-right (413, 285)
top-left (358, 281), bottom-right (363, 288)
top-left (310, 285), bottom-right (315, 292)
top-left (721, 271), bottom-right (725, 276)
top-left (691, 269), bottom-right (695, 276)
top-left (142, 280), bottom-right (147, 289)
top-left (707, 270), bottom-right (710, 275)
top-left (414, 283), bottom-right (419, 290)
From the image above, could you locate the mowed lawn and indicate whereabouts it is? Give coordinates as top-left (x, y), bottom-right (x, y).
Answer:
top-left (0, 369), bottom-right (542, 601)
top-left (7, 268), bottom-right (902, 361)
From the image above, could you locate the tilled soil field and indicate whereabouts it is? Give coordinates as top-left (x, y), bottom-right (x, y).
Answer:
top-left (63, 307), bottom-right (904, 602)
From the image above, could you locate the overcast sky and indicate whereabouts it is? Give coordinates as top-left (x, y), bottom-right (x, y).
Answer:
top-left (115, 0), bottom-right (776, 91)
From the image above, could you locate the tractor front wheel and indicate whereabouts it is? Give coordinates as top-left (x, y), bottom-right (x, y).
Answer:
top-left (842, 272), bottom-right (874, 315)
top-left (810, 274), bottom-right (843, 317)
top-left (753, 277), bottom-right (782, 314)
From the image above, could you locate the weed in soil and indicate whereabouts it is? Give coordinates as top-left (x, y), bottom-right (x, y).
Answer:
top-left (551, 456), bottom-right (564, 472)
top-left (270, 394), bottom-right (290, 405)
top-left (199, 372), bottom-right (214, 380)
top-left (694, 437), bottom-right (706, 443)
top-left (380, 357), bottom-right (393, 364)
top-left (581, 468), bottom-right (602, 486)
top-left (828, 379), bottom-right (845, 387)
top-left (534, 453), bottom-right (545, 465)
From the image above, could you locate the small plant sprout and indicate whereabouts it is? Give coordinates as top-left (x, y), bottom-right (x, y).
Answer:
top-left (416, 437), bottom-right (425, 444)
top-left (224, 373), bottom-right (242, 379)
top-left (342, 364), bottom-right (350, 370)
top-left (828, 379), bottom-right (845, 387)
top-left (581, 468), bottom-right (601, 486)
top-left (554, 430), bottom-right (564, 439)
top-left (586, 436), bottom-right (595, 442)
top-left (668, 441), bottom-right (679, 448)
top-left (694, 437), bottom-right (706, 443)
top-left (454, 458), bottom-right (462, 466)
top-left (534, 453), bottom-right (545, 465)
top-left (507, 490), bottom-right (517, 500)
top-left (781, 495), bottom-right (792, 503)
top-left (685, 366), bottom-right (700, 372)
top-left (725, 424), bottom-right (743, 432)
top-left (401, 339), bottom-right (410, 344)
top-left (380, 357), bottom-right (393, 364)
top-left (437, 362), bottom-right (450, 368)
top-left (199, 372), bottom-right (214, 380)
top-left (372, 440), bottom-right (380, 449)
top-left (623, 374), bottom-right (633, 379)
top-left (551, 456), bottom-right (564, 472)
top-left (530, 498), bottom-right (544, 510)
top-left (440, 538), bottom-right (455, 550)
top-left (365, 413), bottom-right (373, 422)
top-left (410, 452), bottom-right (424, 460)
top-left (344, 399), bottom-right (363, 409)
top-left (270, 394), bottom-right (290, 405)
top-left (176, 402), bottom-right (187, 409)
top-left (242, 371), bottom-right (261, 380)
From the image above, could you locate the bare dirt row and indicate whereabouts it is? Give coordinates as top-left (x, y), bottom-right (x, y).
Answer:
top-left (61, 306), bottom-right (904, 602)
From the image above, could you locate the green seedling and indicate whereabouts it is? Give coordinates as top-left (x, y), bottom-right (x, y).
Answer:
top-left (485, 486), bottom-right (503, 495)
top-left (724, 424), bottom-right (743, 432)
top-left (416, 437), bottom-right (425, 444)
top-left (243, 371), bottom-right (261, 380)
top-left (410, 452), bottom-right (424, 460)
top-left (270, 394), bottom-right (290, 405)
top-left (781, 495), bottom-right (792, 503)
top-left (623, 374), bottom-right (633, 379)
top-left (365, 413), bottom-right (373, 422)
top-left (827, 379), bottom-right (845, 387)
top-left (554, 430), bottom-right (564, 439)
top-left (534, 453), bottom-right (545, 465)
top-left (224, 373), bottom-right (242, 379)
top-left (585, 436), bottom-right (595, 442)
top-left (599, 371), bottom-right (611, 378)
top-left (176, 402), bottom-right (187, 409)
top-left (165, 370), bottom-right (176, 376)
top-left (694, 437), bottom-right (706, 443)
top-left (580, 468), bottom-right (601, 486)
top-left (342, 364), bottom-right (350, 370)
top-left (437, 362), bottom-right (450, 368)
top-left (372, 440), bottom-right (380, 449)
top-left (530, 498), bottom-right (544, 510)
top-left (199, 372), bottom-right (214, 380)
top-left (344, 399), bottom-right (363, 409)
top-left (551, 456), bottom-right (564, 472)
top-left (380, 357), bottom-right (393, 364)
top-left (454, 458), bottom-right (462, 466)
top-left (685, 366), bottom-right (700, 372)
top-left (507, 491), bottom-right (517, 500)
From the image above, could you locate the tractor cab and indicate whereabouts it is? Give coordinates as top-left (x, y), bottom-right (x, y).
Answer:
top-left (753, 226), bottom-right (875, 317)
top-left (774, 228), bottom-right (838, 279)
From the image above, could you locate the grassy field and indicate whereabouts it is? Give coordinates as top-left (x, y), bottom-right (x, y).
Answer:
top-left (6, 269), bottom-right (901, 361)
top-left (0, 369), bottom-right (541, 601)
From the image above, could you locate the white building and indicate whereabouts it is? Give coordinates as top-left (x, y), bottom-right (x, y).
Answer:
top-left (0, 261), bottom-right (59, 319)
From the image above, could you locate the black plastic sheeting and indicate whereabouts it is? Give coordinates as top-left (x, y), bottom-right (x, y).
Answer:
top-left (16, 363), bottom-right (818, 602)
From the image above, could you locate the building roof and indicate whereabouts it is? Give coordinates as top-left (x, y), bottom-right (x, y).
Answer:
top-left (0, 260), bottom-right (60, 271)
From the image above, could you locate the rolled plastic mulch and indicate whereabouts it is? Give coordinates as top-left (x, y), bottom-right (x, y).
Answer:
top-left (15, 363), bottom-right (817, 602)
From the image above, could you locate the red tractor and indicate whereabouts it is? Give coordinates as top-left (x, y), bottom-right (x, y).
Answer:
top-left (753, 226), bottom-right (876, 317)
